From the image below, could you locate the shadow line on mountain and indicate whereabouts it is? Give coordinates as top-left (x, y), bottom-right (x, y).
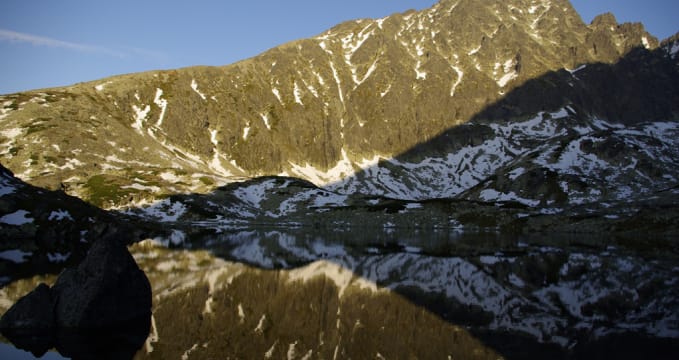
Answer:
top-left (132, 43), bottom-right (679, 359)
top-left (326, 43), bottom-right (679, 201)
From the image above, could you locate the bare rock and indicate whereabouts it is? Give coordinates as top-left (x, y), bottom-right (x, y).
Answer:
top-left (0, 283), bottom-right (54, 331)
top-left (0, 237), bottom-right (152, 358)
top-left (51, 236), bottom-right (152, 329)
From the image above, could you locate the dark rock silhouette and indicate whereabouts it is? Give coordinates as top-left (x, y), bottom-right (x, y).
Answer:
top-left (0, 283), bottom-right (54, 331)
top-left (0, 283), bottom-right (55, 357)
top-left (52, 235), bottom-right (152, 329)
top-left (0, 236), bottom-right (152, 359)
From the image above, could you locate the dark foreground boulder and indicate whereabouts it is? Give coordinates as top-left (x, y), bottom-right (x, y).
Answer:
top-left (52, 236), bottom-right (152, 329)
top-left (0, 236), bottom-right (152, 359)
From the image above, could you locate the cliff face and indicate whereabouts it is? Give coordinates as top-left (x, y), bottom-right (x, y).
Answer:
top-left (0, 0), bottom-right (673, 208)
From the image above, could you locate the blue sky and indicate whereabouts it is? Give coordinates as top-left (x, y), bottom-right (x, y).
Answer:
top-left (1, 0), bottom-right (677, 95)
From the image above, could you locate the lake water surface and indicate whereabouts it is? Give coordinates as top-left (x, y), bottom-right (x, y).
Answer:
top-left (2, 227), bottom-right (678, 359)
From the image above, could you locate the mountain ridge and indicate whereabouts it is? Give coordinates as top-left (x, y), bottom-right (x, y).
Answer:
top-left (1, 0), bottom-right (675, 210)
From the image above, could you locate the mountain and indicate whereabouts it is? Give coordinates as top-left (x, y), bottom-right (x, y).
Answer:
top-left (1, 0), bottom-right (677, 211)
top-left (2, 0), bottom-right (679, 357)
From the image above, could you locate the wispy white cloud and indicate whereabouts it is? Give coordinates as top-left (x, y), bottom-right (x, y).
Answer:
top-left (0, 28), bottom-right (167, 62)
top-left (0, 28), bottom-right (126, 58)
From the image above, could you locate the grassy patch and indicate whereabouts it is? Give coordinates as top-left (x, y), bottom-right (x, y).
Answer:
top-left (85, 175), bottom-right (134, 207)
top-left (43, 156), bottom-right (58, 164)
top-left (4, 102), bottom-right (18, 111)
top-left (24, 118), bottom-right (57, 135)
top-left (199, 176), bottom-right (214, 186)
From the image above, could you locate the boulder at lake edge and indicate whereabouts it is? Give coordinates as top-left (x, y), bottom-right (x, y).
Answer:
top-left (0, 235), bottom-right (152, 357)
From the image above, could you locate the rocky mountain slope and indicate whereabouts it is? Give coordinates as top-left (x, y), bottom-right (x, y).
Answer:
top-left (0, 163), bottom-right (155, 285)
top-left (0, 0), bottom-right (677, 211)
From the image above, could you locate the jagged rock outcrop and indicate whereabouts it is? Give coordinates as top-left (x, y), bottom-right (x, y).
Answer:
top-left (0, 0), bottom-right (671, 208)
top-left (0, 162), bottom-right (159, 284)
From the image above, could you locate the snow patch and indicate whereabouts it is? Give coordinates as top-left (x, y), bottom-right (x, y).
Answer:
top-left (312, 192), bottom-right (348, 208)
top-left (209, 129), bottom-right (219, 146)
top-left (479, 189), bottom-right (540, 206)
top-left (0, 180), bottom-right (15, 197)
top-left (380, 83), bottom-right (392, 97)
top-left (0, 210), bottom-right (33, 225)
top-left (508, 167), bottom-right (526, 180)
top-left (242, 125), bottom-right (250, 140)
top-left (181, 344), bottom-right (199, 360)
top-left (94, 81), bottom-right (112, 91)
top-left (496, 58), bottom-right (518, 87)
top-left (159, 171), bottom-right (182, 183)
top-left (271, 87), bottom-right (283, 104)
top-left (122, 183), bottom-right (162, 193)
top-left (132, 104), bottom-right (150, 132)
top-left (497, 71), bottom-right (517, 88)
top-left (670, 42), bottom-right (679, 56)
top-left (341, 24), bottom-right (374, 61)
top-left (508, 273), bottom-right (525, 288)
top-left (1, 128), bottom-right (23, 140)
top-left (238, 303), bottom-right (245, 323)
top-left (415, 60), bottom-right (427, 80)
top-left (191, 79), bottom-right (207, 100)
top-left (139, 199), bottom-right (187, 222)
top-left (0, 249), bottom-right (32, 263)
top-left (254, 314), bottom-right (266, 334)
top-left (169, 230), bottom-right (186, 246)
top-left (154, 88), bottom-right (168, 127)
top-left (260, 112), bottom-right (272, 130)
top-left (566, 64), bottom-right (587, 77)
top-left (450, 65), bottom-right (463, 96)
top-left (47, 252), bottom-right (70, 263)
top-left (48, 209), bottom-right (73, 221)
top-left (289, 148), bottom-right (356, 186)
top-left (328, 61), bottom-right (344, 104)
top-left (287, 260), bottom-right (354, 297)
top-left (265, 341), bottom-right (278, 359)
top-left (480, 255), bottom-right (501, 265)
top-left (293, 82), bottom-right (304, 105)
top-left (233, 179), bottom-right (277, 208)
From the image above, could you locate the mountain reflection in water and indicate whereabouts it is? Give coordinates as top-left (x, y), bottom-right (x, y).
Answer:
top-left (134, 228), bottom-right (679, 359)
top-left (2, 228), bottom-right (678, 359)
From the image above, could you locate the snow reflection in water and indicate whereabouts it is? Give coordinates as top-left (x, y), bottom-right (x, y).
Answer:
top-left (132, 228), bottom-right (679, 358)
top-left (2, 229), bottom-right (678, 359)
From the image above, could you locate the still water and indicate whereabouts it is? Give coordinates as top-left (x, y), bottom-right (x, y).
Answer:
top-left (2, 227), bottom-right (678, 359)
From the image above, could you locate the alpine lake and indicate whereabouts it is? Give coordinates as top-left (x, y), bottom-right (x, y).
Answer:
top-left (1, 225), bottom-right (678, 359)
